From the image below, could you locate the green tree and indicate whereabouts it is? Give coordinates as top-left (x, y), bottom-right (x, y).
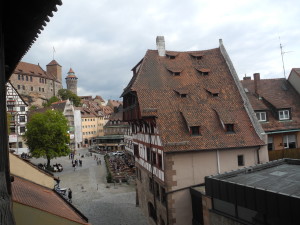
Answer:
top-left (7, 113), bottom-right (11, 135)
top-left (43, 96), bottom-right (60, 107)
top-left (24, 109), bottom-right (70, 168)
top-left (58, 89), bottom-right (81, 107)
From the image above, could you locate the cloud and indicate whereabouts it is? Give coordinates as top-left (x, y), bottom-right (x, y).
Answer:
top-left (23, 0), bottom-right (300, 100)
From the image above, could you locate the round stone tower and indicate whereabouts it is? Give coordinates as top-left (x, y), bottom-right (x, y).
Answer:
top-left (65, 68), bottom-right (78, 95)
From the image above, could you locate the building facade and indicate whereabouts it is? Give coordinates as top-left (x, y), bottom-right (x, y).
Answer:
top-left (122, 37), bottom-right (268, 225)
top-left (241, 73), bottom-right (300, 151)
top-left (6, 82), bottom-right (29, 154)
top-left (9, 60), bottom-right (63, 107)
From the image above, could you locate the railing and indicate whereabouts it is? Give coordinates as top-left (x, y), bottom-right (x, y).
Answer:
top-left (269, 148), bottom-right (300, 161)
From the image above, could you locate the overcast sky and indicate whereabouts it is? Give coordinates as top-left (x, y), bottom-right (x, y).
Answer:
top-left (23, 0), bottom-right (300, 101)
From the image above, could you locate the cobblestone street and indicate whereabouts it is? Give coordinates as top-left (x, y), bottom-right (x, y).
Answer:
top-left (30, 148), bottom-right (149, 225)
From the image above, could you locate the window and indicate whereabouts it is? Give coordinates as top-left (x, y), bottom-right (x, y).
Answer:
top-left (148, 202), bottom-right (157, 222)
top-left (149, 177), bottom-right (154, 193)
top-left (30, 76), bottom-right (33, 82)
top-left (256, 112), bottom-right (267, 122)
top-left (18, 142), bottom-right (23, 148)
top-left (283, 134), bottom-right (296, 149)
top-left (147, 147), bottom-right (151, 162)
top-left (238, 155), bottom-right (244, 166)
top-left (268, 136), bottom-right (273, 150)
top-left (20, 126), bottom-right (26, 133)
top-left (7, 105), bottom-right (14, 111)
top-left (160, 187), bottom-right (166, 206)
top-left (18, 74), bottom-right (21, 80)
top-left (279, 110), bottom-right (290, 120)
top-left (22, 75), bottom-right (24, 80)
top-left (180, 94), bottom-right (187, 98)
top-left (42, 88), bottom-right (44, 92)
top-left (22, 85), bottom-right (25, 90)
top-left (17, 85), bottom-right (20, 90)
top-left (174, 72), bottom-right (180, 76)
top-left (31, 86), bottom-right (33, 91)
top-left (133, 145), bottom-right (139, 157)
top-left (157, 154), bottom-right (162, 169)
top-left (39, 87), bottom-right (41, 92)
top-left (20, 106), bottom-right (25, 111)
top-left (26, 76), bottom-right (28, 81)
top-left (190, 126), bottom-right (200, 136)
top-left (19, 115), bottom-right (25, 122)
top-left (225, 124), bottom-right (234, 133)
top-left (155, 182), bottom-right (160, 199)
top-left (152, 151), bottom-right (157, 165)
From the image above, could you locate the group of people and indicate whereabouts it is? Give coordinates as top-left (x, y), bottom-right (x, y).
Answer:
top-left (94, 155), bottom-right (102, 165)
top-left (72, 159), bottom-right (83, 170)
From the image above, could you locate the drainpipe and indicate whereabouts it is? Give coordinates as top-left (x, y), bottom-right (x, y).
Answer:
top-left (216, 150), bottom-right (220, 174)
top-left (256, 146), bottom-right (261, 164)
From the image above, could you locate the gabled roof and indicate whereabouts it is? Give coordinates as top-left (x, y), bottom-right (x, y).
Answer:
top-left (12, 176), bottom-right (89, 225)
top-left (47, 60), bottom-right (61, 67)
top-left (241, 78), bottom-right (300, 132)
top-left (123, 45), bottom-right (264, 151)
top-left (51, 100), bottom-right (68, 112)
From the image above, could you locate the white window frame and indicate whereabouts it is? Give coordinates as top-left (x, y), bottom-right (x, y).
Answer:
top-left (256, 112), bottom-right (267, 122)
top-left (279, 110), bottom-right (290, 120)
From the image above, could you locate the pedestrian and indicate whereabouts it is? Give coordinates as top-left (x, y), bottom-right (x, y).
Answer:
top-left (73, 162), bottom-right (76, 171)
top-left (99, 159), bottom-right (101, 165)
top-left (68, 188), bottom-right (72, 203)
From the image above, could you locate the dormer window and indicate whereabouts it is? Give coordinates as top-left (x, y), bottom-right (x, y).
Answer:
top-left (190, 126), bottom-right (200, 136)
top-left (256, 111), bottom-right (267, 122)
top-left (180, 94), bottom-right (187, 98)
top-left (206, 88), bottom-right (219, 97)
top-left (279, 109), bottom-right (290, 120)
top-left (166, 53), bottom-right (178, 59)
top-left (196, 68), bottom-right (210, 76)
top-left (174, 89), bottom-right (188, 98)
top-left (190, 53), bottom-right (204, 60)
top-left (168, 68), bottom-right (182, 76)
top-left (225, 124), bottom-right (234, 133)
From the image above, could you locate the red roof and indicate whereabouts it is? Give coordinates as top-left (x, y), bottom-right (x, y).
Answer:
top-left (12, 176), bottom-right (89, 224)
top-left (241, 78), bottom-right (300, 132)
top-left (123, 48), bottom-right (264, 151)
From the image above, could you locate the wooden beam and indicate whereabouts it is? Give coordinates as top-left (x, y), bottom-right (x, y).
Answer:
top-left (0, 10), bottom-right (15, 224)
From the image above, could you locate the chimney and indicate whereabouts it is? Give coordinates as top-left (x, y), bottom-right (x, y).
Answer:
top-left (253, 73), bottom-right (260, 94)
top-left (156, 36), bottom-right (165, 56)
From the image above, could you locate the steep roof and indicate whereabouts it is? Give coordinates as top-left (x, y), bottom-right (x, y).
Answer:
top-left (51, 100), bottom-right (67, 112)
top-left (123, 46), bottom-right (264, 152)
top-left (47, 60), bottom-right (61, 66)
top-left (14, 61), bottom-right (60, 82)
top-left (241, 78), bottom-right (300, 132)
top-left (12, 176), bottom-right (89, 225)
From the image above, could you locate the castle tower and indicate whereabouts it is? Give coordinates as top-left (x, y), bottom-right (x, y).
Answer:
top-left (46, 60), bottom-right (62, 83)
top-left (65, 68), bottom-right (78, 95)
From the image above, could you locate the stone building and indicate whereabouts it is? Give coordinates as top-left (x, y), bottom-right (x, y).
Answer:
top-left (9, 60), bottom-right (63, 107)
top-left (122, 37), bottom-right (268, 225)
top-left (65, 68), bottom-right (78, 95)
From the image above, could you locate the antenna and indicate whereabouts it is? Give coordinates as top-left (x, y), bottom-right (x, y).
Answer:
top-left (53, 46), bottom-right (56, 60)
top-left (279, 37), bottom-right (293, 79)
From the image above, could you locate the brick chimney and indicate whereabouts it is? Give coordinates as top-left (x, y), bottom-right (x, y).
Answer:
top-left (156, 36), bottom-right (165, 56)
top-left (253, 73), bottom-right (260, 94)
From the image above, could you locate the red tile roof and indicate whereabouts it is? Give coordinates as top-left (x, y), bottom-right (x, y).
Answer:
top-left (12, 176), bottom-right (89, 225)
top-left (15, 61), bottom-right (61, 82)
top-left (123, 48), bottom-right (264, 151)
top-left (47, 60), bottom-right (61, 66)
top-left (241, 78), bottom-right (300, 132)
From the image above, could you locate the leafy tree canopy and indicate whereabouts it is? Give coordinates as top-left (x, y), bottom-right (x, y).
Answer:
top-left (58, 89), bottom-right (81, 107)
top-left (24, 109), bottom-right (70, 168)
top-left (43, 96), bottom-right (60, 107)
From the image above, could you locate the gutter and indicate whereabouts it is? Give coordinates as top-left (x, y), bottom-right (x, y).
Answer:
top-left (266, 129), bottom-right (300, 134)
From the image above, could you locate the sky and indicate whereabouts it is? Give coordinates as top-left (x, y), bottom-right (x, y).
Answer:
top-left (23, 0), bottom-right (300, 101)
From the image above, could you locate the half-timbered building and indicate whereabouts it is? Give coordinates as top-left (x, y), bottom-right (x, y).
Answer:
top-left (122, 37), bottom-right (269, 225)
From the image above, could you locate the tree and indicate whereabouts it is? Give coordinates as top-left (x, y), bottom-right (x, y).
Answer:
top-left (7, 113), bottom-right (11, 135)
top-left (43, 96), bottom-right (60, 107)
top-left (24, 109), bottom-right (70, 168)
top-left (58, 89), bottom-right (81, 107)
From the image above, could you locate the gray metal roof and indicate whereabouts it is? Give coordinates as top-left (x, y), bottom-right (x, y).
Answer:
top-left (208, 158), bottom-right (300, 197)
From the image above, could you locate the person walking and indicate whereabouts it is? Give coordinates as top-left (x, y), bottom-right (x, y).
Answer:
top-left (68, 188), bottom-right (72, 203)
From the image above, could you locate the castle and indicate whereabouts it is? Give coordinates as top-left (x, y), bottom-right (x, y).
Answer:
top-left (9, 60), bottom-right (78, 106)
